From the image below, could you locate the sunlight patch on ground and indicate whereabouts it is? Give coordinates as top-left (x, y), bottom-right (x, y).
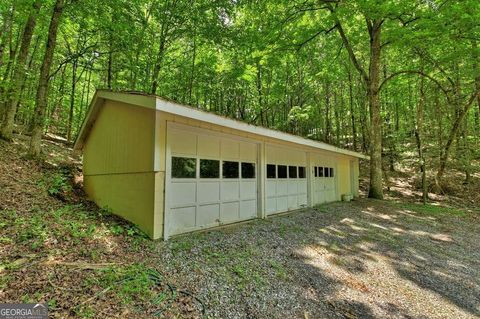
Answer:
top-left (390, 227), bottom-right (405, 233)
top-left (369, 223), bottom-right (388, 230)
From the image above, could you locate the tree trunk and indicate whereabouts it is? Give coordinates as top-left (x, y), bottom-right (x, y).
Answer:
top-left (67, 57), bottom-right (77, 142)
top-left (461, 121), bottom-right (471, 184)
top-left (188, 30), bottom-right (196, 103)
top-left (473, 41), bottom-right (480, 130)
top-left (348, 68), bottom-right (357, 151)
top-left (0, 8), bottom-right (18, 123)
top-left (324, 80), bottom-right (331, 143)
top-left (415, 76), bottom-right (428, 204)
top-left (1, 1), bottom-right (41, 140)
top-left (150, 36), bottom-right (166, 95)
top-left (436, 92), bottom-right (478, 181)
top-left (28, 0), bottom-right (65, 157)
top-left (0, 3), bottom-right (15, 69)
top-left (107, 49), bottom-right (113, 89)
top-left (78, 66), bottom-right (92, 133)
top-left (367, 20), bottom-right (383, 199)
top-left (48, 63), bottom-right (66, 133)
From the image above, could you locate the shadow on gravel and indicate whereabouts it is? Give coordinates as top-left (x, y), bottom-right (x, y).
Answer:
top-left (288, 199), bottom-right (480, 318)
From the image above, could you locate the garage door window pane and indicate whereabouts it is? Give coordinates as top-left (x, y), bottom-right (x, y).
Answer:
top-left (330, 167), bottom-right (334, 177)
top-left (298, 166), bottom-right (306, 178)
top-left (241, 162), bottom-right (255, 178)
top-left (200, 159), bottom-right (220, 178)
top-left (314, 166), bottom-right (318, 177)
top-left (267, 164), bottom-right (276, 178)
top-left (318, 167), bottom-right (324, 177)
top-left (288, 166), bottom-right (297, 178)
top-left (278, 165), bottom-right (287, 178)
top-left (223, 161), bottom-right (239, 178)
top-left (324, 167), bottom-right (329, 177)
top-left (172, 157), bottom-right (196, 178)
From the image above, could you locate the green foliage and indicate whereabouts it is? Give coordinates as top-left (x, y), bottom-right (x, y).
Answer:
top-left (394, 202), bottom-right (468, 217)
top-left (40, 170), bottom-right (72, 197)
top-left (85, 264), bottom-right (158, 305)
top-left (268, 259), bottom-right (288, 280)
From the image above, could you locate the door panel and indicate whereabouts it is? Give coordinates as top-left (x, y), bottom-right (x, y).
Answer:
top-left (167, 125), bottom-right (258, 236)
top-left (311, 153), bottom-right (337, 205)
top-left (265, 145), bottom-right (307, 214)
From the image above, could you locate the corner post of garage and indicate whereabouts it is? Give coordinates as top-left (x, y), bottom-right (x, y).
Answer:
top-left (306, 152), bottom-right (312, 207)
top-left (258, 141), bottom-right (266, 219)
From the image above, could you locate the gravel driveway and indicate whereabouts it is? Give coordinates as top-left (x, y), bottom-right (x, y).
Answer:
top-left (156, 199), bottom-right (480, 318)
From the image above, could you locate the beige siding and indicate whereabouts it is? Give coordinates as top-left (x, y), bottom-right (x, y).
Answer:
top-left (84, 173), bottom-right (155, 237)
top-left (353, 158), bottom-right (360, 197)
top-left (336, 156), bottom-right (351, 199)
top-left (83, 100), bottom-right (155, 175)
top-left (153, 172), bottom-right (165, 239)
top-left (82, 100), bottom-right (158, 238)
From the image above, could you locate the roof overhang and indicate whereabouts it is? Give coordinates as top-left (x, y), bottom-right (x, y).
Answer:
top-left (74, 90), bottom-right (370, 160)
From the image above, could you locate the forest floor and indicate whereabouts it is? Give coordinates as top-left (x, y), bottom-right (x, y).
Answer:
top-left (1, 136), bottom-right (479, 318)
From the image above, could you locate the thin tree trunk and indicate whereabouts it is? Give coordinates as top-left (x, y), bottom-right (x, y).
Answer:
top-left (188, 30), bottom-right (196, 103)
top-left (107, 49), bottom-right (113, 89)
top-left (324, 80), bottom-right (331, 143)
top-left (473, 41), bottom-right (480, 130)
top-left (0, 3), bottom-right (15, 69)
top-left (67, 57), bottom-right (77, 141)
top-left (29, 0), bottom-right (65, 157)
top-left (0, 21), bottom-right (21, 123)
top-left (462, 120), bottom-right (471, 183)
top-left (348, 68), bottom-right (357, 151)
top-left (1, 1), bottom-right (41, 140)
top-left (436, 91), bottom-right (478, 181)
top-left (334, 86), bottom-right (341, 146)
top-left (48, 63), bottom-right (66, 133)
top-left (150, 36), bottom-right (166, 95)
top-left (78, 66), bottom-right (92, 132)
top-left (415, 76), bottom-right (428, 204)
top-left (366, 20), bottom-right (384, 199)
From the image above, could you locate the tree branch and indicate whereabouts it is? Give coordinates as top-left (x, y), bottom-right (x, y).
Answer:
top-left (378, 70), bottom-right (452, 103)
top-left (295, 24), bottom-right (337, 50)
top-left (335, 20), bottom-right (369, 83)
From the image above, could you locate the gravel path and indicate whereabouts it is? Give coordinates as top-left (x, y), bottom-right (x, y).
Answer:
top-left (156, 199), bottom-right (480, 318)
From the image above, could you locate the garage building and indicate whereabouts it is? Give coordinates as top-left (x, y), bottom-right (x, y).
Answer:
top-left (74, 90), bottom-right (368, 239)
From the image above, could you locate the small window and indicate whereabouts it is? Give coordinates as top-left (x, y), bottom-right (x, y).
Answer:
top-left (223, 161), bottom-right (239, 178)
top-left (318, 167), bottom-right (324, 177)
top-left (314, 166), bottom-right (318, 177)
top-left (324, 167), bottom-right (329, 178)
top-left (172, 157), bottom-right (196, 178)
top-left (241, 162), bottom-right (255, 179)
top-left (298, 166), bottom-right (306, 178)
top-left (200, 159), bottom-right (219, 178)
top-left (267, 164), bottom-right (276, 178)
top-left (330, 167), bottom-right (334, 178)
top-left (278, 165), bottom-right (287, 178)
top-left (289, 166), bottom-right (297, 178)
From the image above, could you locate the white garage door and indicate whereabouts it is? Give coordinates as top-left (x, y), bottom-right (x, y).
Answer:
top-left (311, 154), bottom-right (337, 205)
top-left (265, 144), bottom-right (308, 215)
top-left (166, 125), bottom-right (258, 237)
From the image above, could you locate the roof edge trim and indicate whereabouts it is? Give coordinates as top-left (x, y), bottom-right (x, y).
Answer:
top-left (155, 97), bottom-right (369, 160)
